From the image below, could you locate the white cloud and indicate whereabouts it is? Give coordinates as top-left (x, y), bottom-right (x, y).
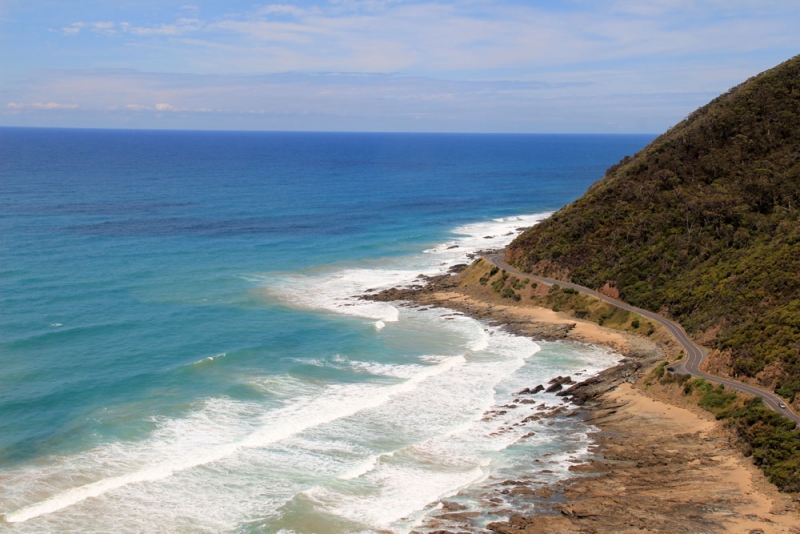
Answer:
top-left (60, 22), bottom-right (84, 35)
top-left (328, 0), bottom-right (403, 12)
top-left (0, 68), bottom-right (730, 132)
top-left (54, 2), bottom-right (800, 78)
top-left (257, 4), bottom-right (314, 17)
top-left (12, 1), bottom-right (800, 131)
top-left (119, 18), bottom-right (203, 36)
top-left (155, 103), bottom-right (187, 111)
top-left (7, 102), bottom-right (79, 109)
top-left (91, 21), bottom-right (115, 34)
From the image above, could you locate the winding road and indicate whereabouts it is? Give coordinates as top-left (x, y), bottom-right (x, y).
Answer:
top-left (485, 253), bottom-right (800, 425)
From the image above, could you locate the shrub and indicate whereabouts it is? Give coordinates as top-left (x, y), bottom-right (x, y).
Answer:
top-left (500, 287), bottom-right (521, 301)
top-left (699, 384), bottom-right (738, 412)
top-left (725, 398), bottom-right (800, 492)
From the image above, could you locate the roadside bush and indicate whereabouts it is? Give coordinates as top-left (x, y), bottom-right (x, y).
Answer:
top-left (511, 277), bottom-right (526, 290)
top-left (501, 287), bottom-right (520, 301)
top-left (726, 398), bottom-right (800, 492)
top-left (698, 384), bottom-right (738, 412)
top-left (491, 271), bottom-right (509, 293)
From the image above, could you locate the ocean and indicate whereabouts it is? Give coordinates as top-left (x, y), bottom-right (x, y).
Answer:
top-left (0, 129), bottom-right (653, 533)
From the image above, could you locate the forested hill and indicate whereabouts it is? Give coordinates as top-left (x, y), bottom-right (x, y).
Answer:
top-left (508, 55), bottom-right (800, 400)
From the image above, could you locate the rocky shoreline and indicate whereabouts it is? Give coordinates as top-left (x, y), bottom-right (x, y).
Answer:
top-left (362, 261), bottom-right (800, 533)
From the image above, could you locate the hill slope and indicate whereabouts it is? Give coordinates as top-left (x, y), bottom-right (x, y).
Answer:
top-left (508, 55), bottom-right (800, 399)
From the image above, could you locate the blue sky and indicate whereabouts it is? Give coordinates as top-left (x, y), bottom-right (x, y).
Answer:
top-left (1, 0), bottom-right (798, 132)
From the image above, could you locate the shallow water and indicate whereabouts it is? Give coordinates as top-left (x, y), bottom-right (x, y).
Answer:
top-left (0, 129), bottom-right (652, 532)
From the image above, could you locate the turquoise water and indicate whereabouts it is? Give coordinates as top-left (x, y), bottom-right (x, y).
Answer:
top-left (0, 129), bottom-right (652, 532)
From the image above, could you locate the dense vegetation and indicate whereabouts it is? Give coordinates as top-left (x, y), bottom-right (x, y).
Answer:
top-left (508, 55), bottom-right (800, 398)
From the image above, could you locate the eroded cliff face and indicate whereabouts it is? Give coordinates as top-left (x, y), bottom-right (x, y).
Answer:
top-left (507, 55), bottom-right (800, 397)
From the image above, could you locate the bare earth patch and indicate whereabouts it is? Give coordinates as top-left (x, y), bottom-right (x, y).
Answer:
top-left (488, 383), bottom-right (800, 533)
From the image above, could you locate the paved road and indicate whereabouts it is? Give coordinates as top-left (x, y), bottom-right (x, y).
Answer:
top-left (485, 253), bottom-right (800, 424)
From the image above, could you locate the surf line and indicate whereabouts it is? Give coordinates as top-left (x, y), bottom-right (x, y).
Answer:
top-left (4, 355), bottom-right (466, 523)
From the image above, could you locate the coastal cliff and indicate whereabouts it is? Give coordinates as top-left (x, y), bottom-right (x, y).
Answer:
top-left (508, 56), bottom-right (800, 405)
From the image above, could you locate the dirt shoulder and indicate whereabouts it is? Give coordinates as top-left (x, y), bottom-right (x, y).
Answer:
top-left (363, 259), bottom-right (800, 533)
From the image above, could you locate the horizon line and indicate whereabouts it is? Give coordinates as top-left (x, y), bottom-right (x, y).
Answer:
top-left (0, 125), bottom-right (660, 136)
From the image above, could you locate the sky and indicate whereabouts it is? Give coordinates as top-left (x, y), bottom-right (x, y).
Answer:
top-left (1, 0), bottom-right (799, 133)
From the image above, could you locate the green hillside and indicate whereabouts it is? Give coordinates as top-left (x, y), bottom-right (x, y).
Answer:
top-left (508, 55), bottom-right (800, 397)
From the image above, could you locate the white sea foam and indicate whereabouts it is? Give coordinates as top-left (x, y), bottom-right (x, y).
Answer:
top-left (338, 454), bottom-right (381, 481)
top-left (0, 334), bottom-right (620, 533)
top-left (3, 356), bottom-right (466, 524)
top-left (194, 352), bottom-right (226, 365)
top-left (0, 212), bottom-right (628, 533)
top-left (289, 328), bottom-right (541, 531)
top-left (294, 353), bottom-right (424, 379)
top-left (257, 212), bottom-right (551, 322)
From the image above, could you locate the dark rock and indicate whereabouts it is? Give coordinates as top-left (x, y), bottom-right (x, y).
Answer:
top-left (439, 501), bottom-right (468, 512)
top-left (545, 382), bottom-right (563, 393)
top-left (448, 263), bottom-right (469, 274)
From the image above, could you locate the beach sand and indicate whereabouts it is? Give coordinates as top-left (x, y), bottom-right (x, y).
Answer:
top-left (365, 264), bottom-right (800, 533)
top-left (423, 291), bottom-right (630, 352)
top-left (487, 382), bottom-right (800, 533)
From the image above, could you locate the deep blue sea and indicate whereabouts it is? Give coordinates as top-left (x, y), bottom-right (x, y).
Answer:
top-left (0, 129), bottom-right (652, 533)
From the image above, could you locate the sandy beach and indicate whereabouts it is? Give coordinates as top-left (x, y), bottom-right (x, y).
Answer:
top-left (364, 260), bottom-right (800, 533)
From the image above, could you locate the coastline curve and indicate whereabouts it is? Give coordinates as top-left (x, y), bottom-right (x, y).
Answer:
top-left (485, 252), bottom-right (800, 426)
